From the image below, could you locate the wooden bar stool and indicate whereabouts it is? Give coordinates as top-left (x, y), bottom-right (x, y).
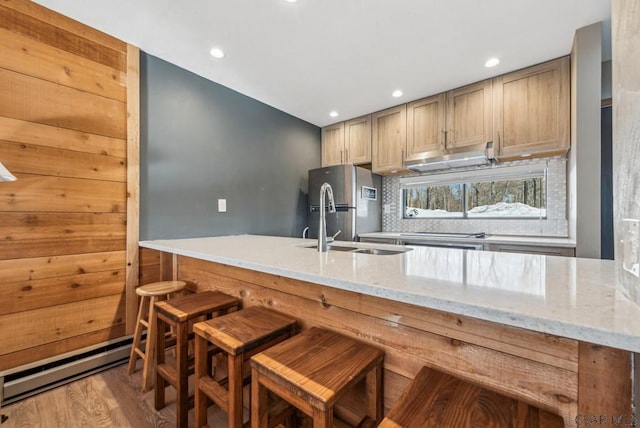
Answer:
top-left (193, 306), bottom-right (298, 428)
top-left (250, 327), bottom-right (384, 428)
top-left (127, 280), bottom-right (186, 392)
top-left (154, 290), bottom-right (239, 428)
top-left (379, 366), bottom-right (564, 428)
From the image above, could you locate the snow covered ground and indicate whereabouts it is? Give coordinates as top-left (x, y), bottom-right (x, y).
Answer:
top-left (405, 202), bottom-right (546, 218)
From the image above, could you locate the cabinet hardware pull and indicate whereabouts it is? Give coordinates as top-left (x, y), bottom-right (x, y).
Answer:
top-left (340, 150), bottom-right (343, 164)
top-left (442, 129), bottom-right (447, 145)
top-left (346, 148), bottom-right (349, 163)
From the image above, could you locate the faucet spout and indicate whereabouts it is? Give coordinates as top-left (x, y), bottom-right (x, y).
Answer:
top-left (318, 182), bottom-right (336, 252)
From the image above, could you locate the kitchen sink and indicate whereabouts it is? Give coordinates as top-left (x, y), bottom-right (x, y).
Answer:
top-left (300, 244), bottom-right (359, 252)
top-left (352, 248), bottom-right (412, 255)
top-left (298, 244), bottom-right (412, 255)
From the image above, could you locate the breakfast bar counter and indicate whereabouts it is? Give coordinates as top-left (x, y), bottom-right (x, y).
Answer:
top-left (139, 235), bottom-right (637, 425)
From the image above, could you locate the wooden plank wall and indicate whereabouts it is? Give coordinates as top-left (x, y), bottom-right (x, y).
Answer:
top-left (173, 254), bottom-right (581, 422)
top-left (0, 0), bottom-right (138, 371)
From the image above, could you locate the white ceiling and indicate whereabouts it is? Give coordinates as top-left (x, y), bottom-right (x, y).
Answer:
top-left (33, 0), bottom-right (610, 127)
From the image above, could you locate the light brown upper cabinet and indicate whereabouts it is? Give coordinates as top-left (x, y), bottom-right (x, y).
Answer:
top-left (407, 81), bottom-right (492, 158)
top-left (344, 115), bottom-right (372, 164)
top-left (493, 57), bottom-right (570, 159)
top-left (321, 122), bottom-right (345, 167)
top-left (406, 93), bottom-right (446, 158)
top-left (321, 115), bottom-right (371, 167)
top-left (445, 80), bottom-right (493, 149)
top-left (372, 105), bottom-right (407, 174)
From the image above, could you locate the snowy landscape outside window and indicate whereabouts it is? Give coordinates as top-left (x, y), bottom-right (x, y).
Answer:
top-left (402, 164), bottom-right (547, 219)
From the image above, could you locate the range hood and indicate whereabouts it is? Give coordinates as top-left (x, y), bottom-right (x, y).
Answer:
top-left (404, 142), bottom-right (494, 173)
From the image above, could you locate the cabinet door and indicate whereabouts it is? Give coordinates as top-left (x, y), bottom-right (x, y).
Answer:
top-left (493, 57), bottom-right (570, 158)
top-left (344, 115), bottom-right (371, 164)
top-left (321, 122), bottom-right (345, 167)
top-left (372, 105), bottom-right (406, 174)
top-left (406, 93), bottom-right (446, 157)
top-left (445, 80), bottom-right (493, 149)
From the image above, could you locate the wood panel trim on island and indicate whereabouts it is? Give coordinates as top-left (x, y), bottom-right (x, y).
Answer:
top-left (171, 253), bottom-right (580, 420)
top-left (134, 250), bottom-right (634, 424)
top-left (577, 343), bottom-right (633, 423)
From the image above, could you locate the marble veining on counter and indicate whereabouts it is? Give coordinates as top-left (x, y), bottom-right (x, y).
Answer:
top-left (140, 235), bottom-right (639, 352)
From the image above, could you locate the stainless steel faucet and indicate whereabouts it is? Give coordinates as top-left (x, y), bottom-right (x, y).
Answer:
top-left (318, 182), bottom-right (336, 252)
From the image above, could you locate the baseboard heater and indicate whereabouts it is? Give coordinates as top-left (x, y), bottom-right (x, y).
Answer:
top-left (0, 336), bottom-right (132, 408)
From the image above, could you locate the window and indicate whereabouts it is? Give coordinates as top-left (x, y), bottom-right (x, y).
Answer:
top-left (404, 184), bottom-right (464, 218)
top-left (465, 178), bottom-right (545, 218)
top-left (401, 163), bottom-right (547, 219)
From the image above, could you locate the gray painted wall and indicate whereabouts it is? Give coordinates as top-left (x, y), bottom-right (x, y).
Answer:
top-left (140, 53), bottom-right (320, 240)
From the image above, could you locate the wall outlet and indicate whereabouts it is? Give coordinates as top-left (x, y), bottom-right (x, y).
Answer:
top-left (217, 199), bottom-right (227, 213)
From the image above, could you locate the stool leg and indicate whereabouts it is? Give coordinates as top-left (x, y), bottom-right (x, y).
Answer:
top-left (251, 368), bottom-right (268, 428)
top-left (228, 353), bottom-right (244, 428)
top-left (195, 334), bottom-right (209, 428)
top-left (285, 410), bottom-right (297, 428)
top-left (176, 320), bottom-right (189, 428)
top-left (154, 315), bottom-right (167, 411)
top-left (140, 296), bottom-right (158, 392)
top-left (312, 407), bottom-right (333, 428)
top-left (366, 362), bottom-right (383, 422)
top-left (127, 294), bottom-right (147, 375)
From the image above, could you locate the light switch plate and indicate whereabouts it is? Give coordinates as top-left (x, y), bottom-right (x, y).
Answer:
top-left (218, 199), bottom-right (227, 213)
top-left (623, 218), bottom-right (639, 277)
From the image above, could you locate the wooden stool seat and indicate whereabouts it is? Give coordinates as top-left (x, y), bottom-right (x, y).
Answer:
top-left (154, 290), bottom-right (239, 428)
top-left (127, 280), bottom-right (186, 392)
top-left (250, 327), bottom-right (384, 427)
top-left (193, 306), bottom-right (298, 427)
top-left (379, 366), bottom-right (564, 428)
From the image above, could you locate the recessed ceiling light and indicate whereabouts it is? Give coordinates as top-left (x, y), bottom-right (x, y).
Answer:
top-left (485, 57), bottom-right (500, 68)
top-left (210, 47), bottom-right (225, 59)
top-left (392, 90), bottom-right (403, 98)
top-left (285, 0), bottom-right (297, 3)
top-left (329, 111), bottom-right (339, 118)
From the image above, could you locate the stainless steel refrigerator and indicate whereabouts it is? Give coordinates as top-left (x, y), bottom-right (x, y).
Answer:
top-left (308, 165), bottom-right (382, 241)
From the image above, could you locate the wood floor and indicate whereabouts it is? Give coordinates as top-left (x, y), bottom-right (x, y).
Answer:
top-left (2, 361), bottom-right (231, 428)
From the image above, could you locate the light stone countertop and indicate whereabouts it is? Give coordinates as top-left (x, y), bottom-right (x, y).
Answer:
top-left (358, 232), bottom-right (576, 248)
top-left (140, 235), bottom-right (639, 352)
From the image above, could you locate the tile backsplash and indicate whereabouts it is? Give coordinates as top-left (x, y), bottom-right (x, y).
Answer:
top-left (381, 157), bottom-right (569, 237)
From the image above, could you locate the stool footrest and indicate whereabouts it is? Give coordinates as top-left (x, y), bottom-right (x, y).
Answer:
top-left (156, 363), bottom-right (177, 389)
top-left (198, 375), bottom-right (229, 410)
